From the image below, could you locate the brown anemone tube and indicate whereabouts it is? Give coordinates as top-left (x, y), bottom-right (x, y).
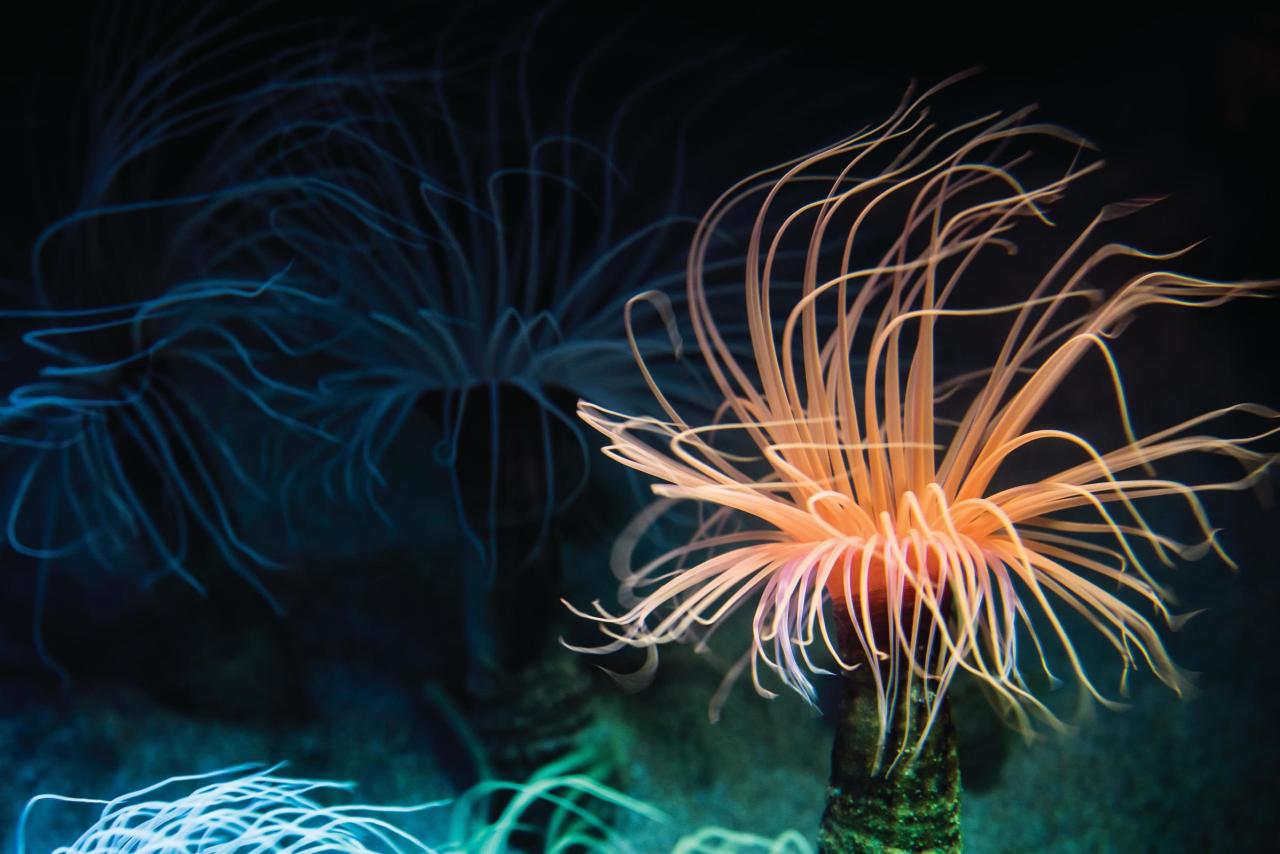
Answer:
top-left (819, 618), bottom-right (962, 854)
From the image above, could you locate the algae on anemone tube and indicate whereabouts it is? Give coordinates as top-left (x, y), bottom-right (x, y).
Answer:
top-left (566, 81), bottom-right (1278, 851)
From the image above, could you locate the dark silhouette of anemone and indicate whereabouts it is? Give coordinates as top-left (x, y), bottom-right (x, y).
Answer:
top-left (177, 7), bottom-right (745, 699)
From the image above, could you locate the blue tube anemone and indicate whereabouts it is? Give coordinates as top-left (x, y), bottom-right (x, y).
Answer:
top-left (0, 272), bottom-right (338, 600)
top-left (0, 6), bottom-right (382, 670)
top-left (153, 7), bottom-right (752, 685)
top-left (203, 26), bottom-right (704, 569)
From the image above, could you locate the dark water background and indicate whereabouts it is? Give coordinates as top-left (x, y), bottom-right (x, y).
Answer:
top-left (0, 3), bottom-right (1277, 852)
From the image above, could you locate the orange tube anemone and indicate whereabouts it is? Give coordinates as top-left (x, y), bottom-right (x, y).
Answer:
top-left (566, 81), bottom-right (1279, 760)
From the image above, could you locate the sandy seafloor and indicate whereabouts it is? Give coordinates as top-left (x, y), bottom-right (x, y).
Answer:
top-left (3, 572), bottom-right (1277, 854)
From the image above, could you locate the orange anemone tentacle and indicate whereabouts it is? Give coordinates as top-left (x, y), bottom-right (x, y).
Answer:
top-left (567, 88), bottom-right (1278, 762)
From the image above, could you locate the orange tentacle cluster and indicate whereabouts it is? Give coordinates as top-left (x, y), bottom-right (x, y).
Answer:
top-left (567, 83), bottom-right (1278, 761)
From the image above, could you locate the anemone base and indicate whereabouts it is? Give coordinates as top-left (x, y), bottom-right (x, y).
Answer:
top-left (818, 647), bottom-right (962, 853)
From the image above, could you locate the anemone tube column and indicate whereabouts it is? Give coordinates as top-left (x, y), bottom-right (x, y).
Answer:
top-left (818, 619), bottom-right (962, 854)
